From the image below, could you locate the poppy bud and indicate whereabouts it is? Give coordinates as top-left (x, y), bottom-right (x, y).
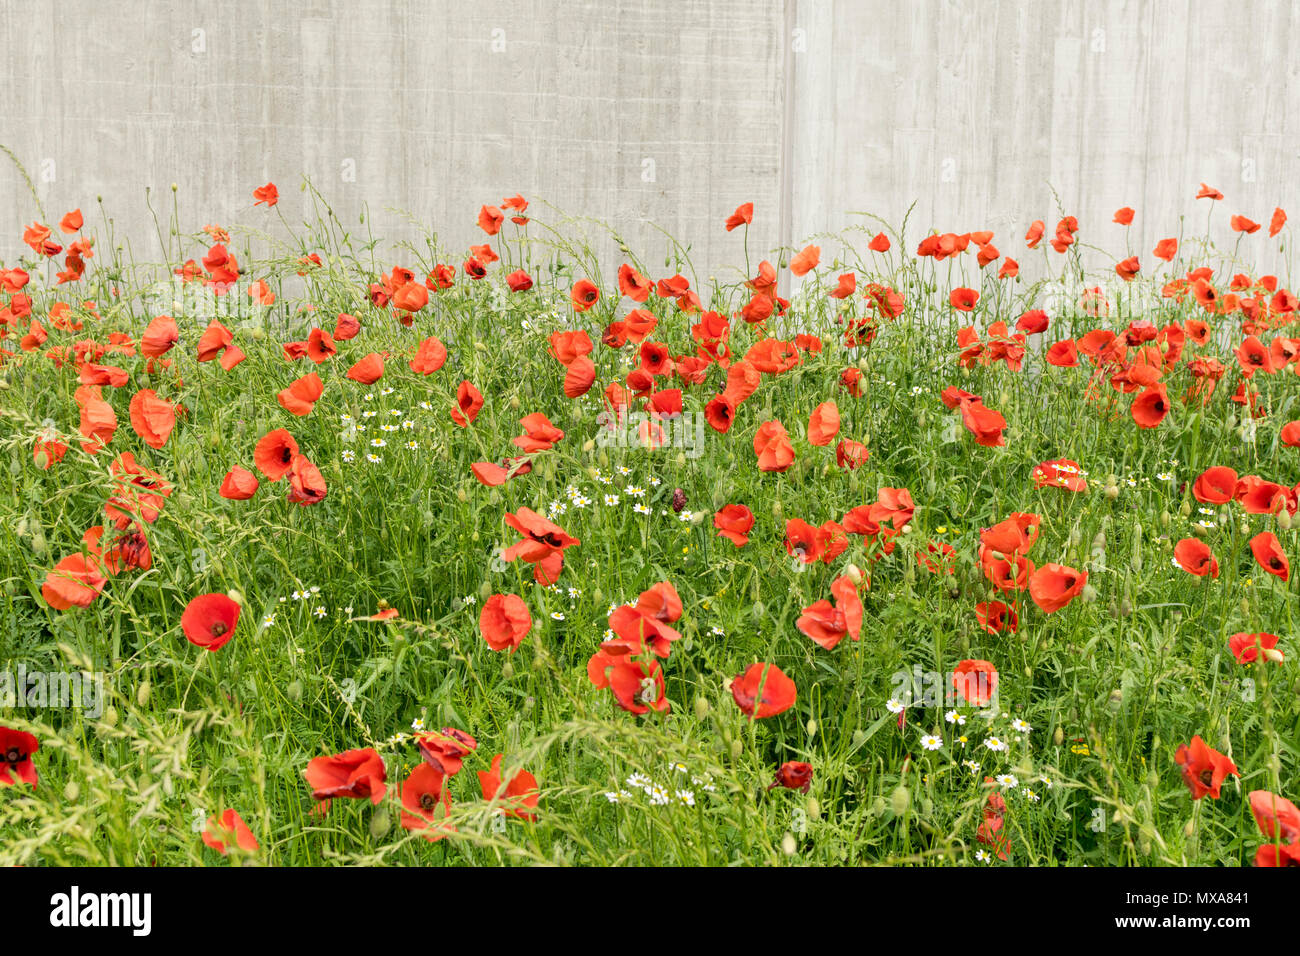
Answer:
top-left (287, 680), bottom-right (302, 702)
top-left (1240, 596), bottom-right (1250, 616)
top-left (1053, 726), bottom-right (1064, 746)
top-left (781, 832), bottom-right (798, 855)
top-left (369, 808), bottom-right (391, 839)
top-left (501, 661), bottom-right (514, 679)
top-left (456, 488), bottom-right (468, 502)
top-left (806, 719), bottom-right (817, 736)
top-left (1108, 689), bottom-right (1123, 710)
top-left (1120, 596), bottom-right (1133, 616)
top-left (478, 579), bottom-right (492, 602)
top-left (751, 601), bottom-right (766, 620)
top-left (1263, 647), bottom-right (1286, 664)
top-left (30, 529), bottom-right (46, 555)
top-left (136, 681), bottom-right (152, 707)
top-left (250, 327), bottom-right (266, 341)
top-left (870, 795), bottom-right (886, 816)
top-left (1183, 819), bottom-right (1195, 838)
top-left (1281, 509), bottom-right (1294, 530)
top-left (693, 696), bottom-right (710, 720)
top-left (730, 739), bottom-right (744, 760)
top-left (807, 798), bottom-right (820, 820)
top-left (844, 563), bottom-right (863, 584)
top-left (1105, 484), bottom-right (1119, 500)
top-left (1160, 510), bottom-right (1171, 529)
top-left (771, 499), bottom-right (782, 517)
top-left (582, 439), bottom-right (595, 452)
top-left (889, 784), bottom-right (911, 816)
top-left (64, 780), bottom-right (80, 802)
top-left (1179, 500), bottom-right (1193, 518)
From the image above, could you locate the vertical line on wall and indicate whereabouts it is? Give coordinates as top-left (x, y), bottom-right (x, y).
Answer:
top-left (777, 0), bottom-right (798, 292)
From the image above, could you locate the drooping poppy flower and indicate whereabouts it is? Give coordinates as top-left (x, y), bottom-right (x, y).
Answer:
top-left (725, 202), bottom-right (754, 232)
top-left (1174, 735), bottom-right (1238, 800)
top-left (478, 754), bottom-right (540, 821)
top-left (450, 381), bottom-right (484, 427)
top-left (587, 650), bottom-right (670, 714)
top-left (1153, 237), bottom-right (1178, 262)
top-left (202, 809), bottom-right (259, 854)
top-left (41, 553), bottom-right (107, 610)
top-left (1228, 632), bottom-right (1283, 666)
top-left (140, 315), bottom-right (179, 358)
top-left (400, 764), bottom-right (454, 841)
top-left (219, 466), bottom-right (259, 500)
top-left (731, 663), bottom-right (797, 719)
top-left (796, 575), bottom-right (863, 650)
top-left (304, 749), bottom-right (387, 805)
top-left (952, 659), bottom-right (998, 707)
top-left (253, 429), bottom-right (299, 481)
top-left (768, 761), bottom-right (813, 793)
top-left (480, 594), bottom-right (532, 653)
top-left (346, 352), bottom-right (384, 384)
top-left (276, 372), bottom-right (324, 416)
top-left (753, 420), bottom-right (794, 472)
top-left (835, 438), bottom-right (869, 470)
top-left (127, 389), bottom-right (176, 449)
top-left (807, 401), bottom-right (840, 446)
top-left (563, 356), bottom-right (596, 398)
top-left (285, 454), bottom-right (327, 506)
top-left (181, 593), bottom-right (240, 652)
top-left (713, 504), bottom-right (754, 546)
top-left (959, 400), bottom-right (1007, 447)
top-left (391, 280), bottom-right (428, 313)
top-left (1173, 538), bottom-right (1218, 578)
top-left (333, 312), bottom-right (360, 341)
top-left (0, 727), bottom-right (39, 788)
top-left (790, 244), bottom-right (821, 276)
top-left (1269, 208), bottom-right (1287, 238)
top-left (1196, 183), bottom-right (1224, 200)
top-left (414, 727), bottom-right (478, 776)
top-left (1025, 220), bottom-right (1045, 248)
top-left (1249, 531), bottom-right (1290, 582)
top-left (252, 183), bottom-right (279, 206)
top-left (502, 508), bottom-right (580, 585)
top-left (477, 204), bottom-right (504, 235)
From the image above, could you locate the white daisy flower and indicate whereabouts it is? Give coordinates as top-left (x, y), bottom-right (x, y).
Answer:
top-left (920, 734), bottom-right (943, 751)
top-left (995, 773), bottom-right (1018, 788)
top-left (886, 698), bottom-right (906, 714)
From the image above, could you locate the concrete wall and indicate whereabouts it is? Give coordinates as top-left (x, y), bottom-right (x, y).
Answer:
top-left (2, 0), bottom-right (1295, 287)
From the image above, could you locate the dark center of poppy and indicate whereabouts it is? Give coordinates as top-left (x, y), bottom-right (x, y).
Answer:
top-left (536, 532), bottom-right (564, 548)
top-left (211, 622), bottom-right (228, 637)
top-left (1199, 768), bottom-right (1214, 787)
top-left (419, 793), bottom-right (436, 810)
top-left (5, 747), bottom-right (23, 764)
top-left (281, 448), bottom-right (293, 463)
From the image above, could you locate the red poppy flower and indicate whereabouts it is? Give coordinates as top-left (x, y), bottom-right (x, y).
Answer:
top-left (477, 204), bottom-right (504, 235)
top-left (407, 336), bottom-right (447, 376)
top-left (1229, 632), bottom-right (1283, 666)
top-left (1113, 206), bottom-right (1135, 225)
top-left (399, 764), bottom-right (454, 841)
top-left (415, 727), bottom-right (478, 776)
top-left (796, 575), bottom-right (863, 650)
top-left (478, 754), bottom-right (540, 821)
top-left (252, 183), bottom-right (279, 206)
top-left (254, 429), bottom-right (299, 481)
top-left (1174, 735), bottom-right (1238, 800)
top-left (287, 454), bottom-right (327, 506)
top-left (0, 727), bottom-right (39, 788)
top-left (790, 244), bottom-right (821, 276)
top-left (570, 279), bottom-right (600, 312)
top-left (43, 553), bottom-right (106, 613)
top-left (754, 420), bottom-right (795, 472)
top-left (1131, 384), bottom-right (1171, 428)
top-left (725, 202), bottom-right (754, 232)
top-left (1153, 237), bottom-right (1178, 262)
top-left (587, 650), bottom-right (670, 714)
top-left (304, 748), bottom-right (387, 805)
top-left (1192, 466), bottom-right (1237, 504)
top-left (713, 504), bottom-right (754, 546)
top-left (1196, 183), bottom-right (1224, 200)
top-left (959, 400), bottom-right (1007, 447)
top-left (502, 508), bottom-right (580, 585)
top-left (950, 287), bottom-right (979, 311)
top-left (333, 312), bottom-right (361, 340)
top-left (1249, 531), bottom-right (1289, 581)
top-left (1028, 563), bottom-right (1086, 613)
top-left (952, 659), bottom-right (998, 706)
top-left (181, 593), bottom-right (240, 651)
top-left (450, 381), bottom-right (484, 427)
top-left (219, 466), bottom-right (260, 500)
top-left (975, 601), bottom-right (1017, 635)
top-left (346, 352), bottom-right (384, 384)
top-left (1248, 790), bottom-right (1300, 866)
top-left (768, 761), bottom-right (813, 793)
top-left (391, 280), bottom-right (428, 313)
top-left (33, 437), bottom-right (68, 470)
top-left (140, 315), bottom-right (179, 358)
top-left (564, 356), bottom-right (596, 398)
top-left (807, 401), bottom-right (840, 446)
top-left (1032, 458), bottom-right (1087, 492)
top-left (202, 809), bottom-right (259, 854)
top-left (1173, 538), bottom-right (1218, 578)
top-left (1025, 220), bottom-right (1045, 248)
top-left (835, 438), bottom-right (869, 470)
top-left (731, 663), bottom-right (797, 718)
top-left (127, 389), bottom-right (176, 449)
top-left (480, 594), bottom-right (532, 653)
top-left (1269, 208), bottom-right (1287, 238)
top-left (276, 372), bottom-right (324, 416)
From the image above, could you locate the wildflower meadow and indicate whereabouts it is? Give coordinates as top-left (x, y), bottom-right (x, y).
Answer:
top-left (2, 173), bottom-right (1299, 873)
